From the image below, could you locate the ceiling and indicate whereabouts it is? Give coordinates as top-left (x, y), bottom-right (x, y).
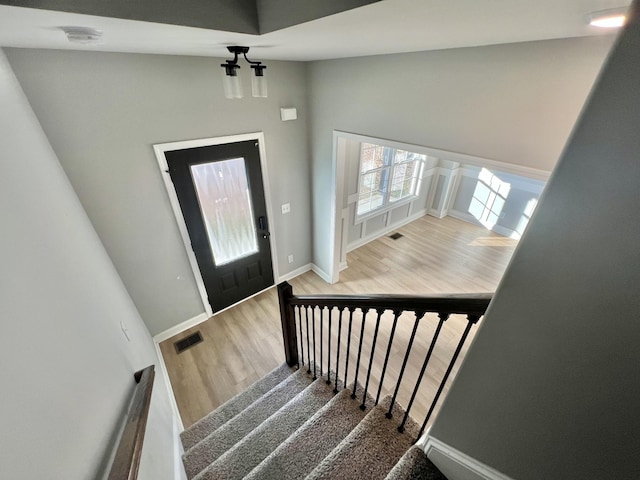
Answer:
top-left (0, 0), bottom-right (630, 61)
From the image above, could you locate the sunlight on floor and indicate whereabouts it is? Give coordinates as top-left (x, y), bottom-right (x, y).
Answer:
top-left (468, 236), bottom-right (518, 247)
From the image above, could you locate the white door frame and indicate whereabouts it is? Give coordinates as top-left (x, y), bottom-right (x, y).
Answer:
top-left (153, 132), bottom-right (279, 317)
top-left (329, 132), bottom-right (345, 284)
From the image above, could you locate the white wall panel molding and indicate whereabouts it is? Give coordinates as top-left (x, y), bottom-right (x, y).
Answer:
top-left (346, 208), bottom-right (428, 253)
top-left (428, 166), bottom-right (460, 219)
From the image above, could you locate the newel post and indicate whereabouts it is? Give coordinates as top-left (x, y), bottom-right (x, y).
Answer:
top-left (277, 281), bottom-right (299, 367)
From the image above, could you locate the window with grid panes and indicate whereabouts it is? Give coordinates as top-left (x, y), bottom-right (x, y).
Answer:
top-left (356, 143), bottom-right (425, 217)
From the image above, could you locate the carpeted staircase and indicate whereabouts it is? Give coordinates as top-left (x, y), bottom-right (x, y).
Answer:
top-left (180, 364), bottom-right (447, 480)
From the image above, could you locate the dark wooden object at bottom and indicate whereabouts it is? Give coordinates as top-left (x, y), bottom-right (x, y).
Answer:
top-left (108, 365), bottom-right (155, 480)
top-left (278, 282), bottom-right (299, 366)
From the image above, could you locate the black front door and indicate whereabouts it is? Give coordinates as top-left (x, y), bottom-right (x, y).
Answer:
top-left (166, 140), bottom-right (274, 312)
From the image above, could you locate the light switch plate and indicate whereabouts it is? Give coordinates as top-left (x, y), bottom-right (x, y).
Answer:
top-left (281, 203), bottom-right (291, 214)
top-left (280, 107), bottom-right (297, 121)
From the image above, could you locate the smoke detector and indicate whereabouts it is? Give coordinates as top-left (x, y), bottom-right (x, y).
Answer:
top-left (61, 26), bottom-right (103, 44)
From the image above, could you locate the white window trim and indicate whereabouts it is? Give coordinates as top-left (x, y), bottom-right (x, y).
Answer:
top-left (354, 144), bottom-right (426, 223)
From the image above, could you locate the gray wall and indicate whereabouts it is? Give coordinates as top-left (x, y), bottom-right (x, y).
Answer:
top-left (0, 0), bottom-right (259, 33)
top-left (6, 49), bottom-right (311, 336)
top-left (256, 0), bottom-right (382, 33)
top-left (0, 49), bottom-right (178, 479)
top-left (428, 8), bottom-right (640, 479)
top-left (307, 36), bottom-right (615, 277)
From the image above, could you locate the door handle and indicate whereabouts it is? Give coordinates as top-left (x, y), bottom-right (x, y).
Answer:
top-left (258, 216), bottom-right (270, 238)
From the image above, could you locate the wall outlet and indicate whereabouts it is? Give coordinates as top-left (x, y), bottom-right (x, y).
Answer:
top-left (288, 254), bottom-right (294, 264)
top-left (281, 203), bottom-right (291, 214)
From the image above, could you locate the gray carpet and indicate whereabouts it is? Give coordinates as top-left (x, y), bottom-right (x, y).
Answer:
top-left (193, 375), bottom-right (336, 480)
top-left (245, 384), bottom-right (370, 480)
top-left (180, 364), bottom-right (444, 480)
top-left (305, 395), bottom-right (421, 480)
top-left (180, 363), bottom-right (294, 451)
top-left (385, 446), bottom-right (447, 480)
top-left (183, 367), bottom-right (313, 478)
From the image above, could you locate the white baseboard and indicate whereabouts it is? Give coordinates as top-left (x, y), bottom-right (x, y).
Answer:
top-left (427, 210), bottom-right (448, 219)
top-left (151, 336), bottom-right (185, 479)
top-left (415, 426), bottom-right (431, 450)
top-left (153, 312), bottom-right (210, 344)
top-left (346, 209), bottom-right (428, 253)
top-left (491, 223), bottom-right (517, 239)
top-left (339, 261), bottom-right (348, 271)
top-left (311, 263), bottom-right (333, 283)
top-left (447, 209), bottom-right (517, 239)
top-left (173, 415), bottom-right (187, 480)
top-left (278, 263), bottom-right (312, 283)
top-left (152, 339), bottom-right (184, 431)
top-left (156, 264), bottom-right (314, 345)
top-left (425, 436), bottom-right (514, 480)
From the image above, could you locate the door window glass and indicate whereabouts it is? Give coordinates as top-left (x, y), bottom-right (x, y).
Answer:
top-left (190, 158), bottom-right (258, 265)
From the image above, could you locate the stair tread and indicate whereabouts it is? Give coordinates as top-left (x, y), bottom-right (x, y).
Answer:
top-left (183, 367), bottom-right (312, 479)
top-left (245, 386), bottom-right (369, 480)
top-left (304, 396), bottom-right (421, 480)
top-left (180, 363), bottom-right (295, 451)
top-left (385, 445), bottom-right (447, 480)
top-left (193, 376), bottom-right (336, 480)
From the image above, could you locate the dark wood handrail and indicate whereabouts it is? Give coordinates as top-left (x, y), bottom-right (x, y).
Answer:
top-left (277, 281), bottom-right (494, 437)
top-left (108, 365), bottom-right (155, 480)
top-left (278, 281), bottom-right (492, 366)
top-left (286, 292), bottom-right (492, 316)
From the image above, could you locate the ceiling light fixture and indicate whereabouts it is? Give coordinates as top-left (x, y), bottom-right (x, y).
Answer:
top-left (587, 7), bottom-right (627, 28)
top-left (61, 26), bottom-right (103, 44)
top-left (221, 46), bottom-right (267, 99)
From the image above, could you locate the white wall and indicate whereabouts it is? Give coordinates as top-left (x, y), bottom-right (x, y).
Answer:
top-left (308, 36), bottom-right (614, 277)
top-left (427, 8), bottom-right (640, 479)
top-left (6, 49), bottom-right (312, 336)
top-left (0, 49), bottom-right (179, 479)
top-left (448, 166), bottom-right (545, 239)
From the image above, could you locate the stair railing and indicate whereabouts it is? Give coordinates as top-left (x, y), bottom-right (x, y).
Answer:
top-left (107, 365), bottom-right (155, 480)
top-left (277, 281), bottom-right (491, 439)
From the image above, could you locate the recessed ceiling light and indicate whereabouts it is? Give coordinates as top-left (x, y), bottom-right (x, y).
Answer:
top-left (587, 7), bottom-right (627, 28)
top-left (60, 26), bottom-right (103, 44)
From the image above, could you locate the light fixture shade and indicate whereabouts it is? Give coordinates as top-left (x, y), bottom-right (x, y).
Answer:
top-left (251, 72), bottom-right (268, 98)
top-left (222, 71), bottom-right (243, 99)
top-left (222, 46), bottom-right (267, 99)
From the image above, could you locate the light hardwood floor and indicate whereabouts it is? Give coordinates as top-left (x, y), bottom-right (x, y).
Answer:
top-left (160, 215), bottom-right (517, 429)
